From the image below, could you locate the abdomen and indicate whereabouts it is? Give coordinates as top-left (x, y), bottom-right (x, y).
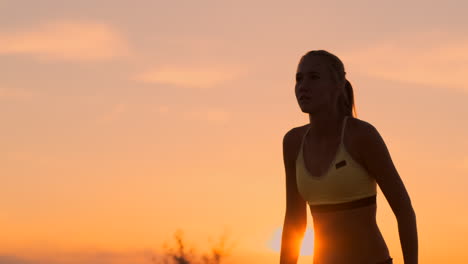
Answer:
top-left (311, 204), bottom-right (391, 264)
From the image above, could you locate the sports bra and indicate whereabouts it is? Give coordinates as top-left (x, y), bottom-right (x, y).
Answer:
top-left (295, 116), bottom-right (377, 212)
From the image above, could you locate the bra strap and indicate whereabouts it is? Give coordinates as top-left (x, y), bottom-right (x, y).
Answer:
top-left (302, 125), bottom-right (311, 145)
top-left (340, 116), bottom-right (349, 144)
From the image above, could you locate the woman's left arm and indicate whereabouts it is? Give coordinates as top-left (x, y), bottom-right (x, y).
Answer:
top-left (359, 122), bottom-right (418, 264)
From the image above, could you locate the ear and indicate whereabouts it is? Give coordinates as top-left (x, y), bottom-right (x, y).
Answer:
top-left (334, 79), bottom-right (346, 95)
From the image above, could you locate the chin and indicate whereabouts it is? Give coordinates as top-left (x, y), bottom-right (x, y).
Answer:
top-left (300, 103), bottom-right (314, 112)
top-left (300, 106), bottom-right (312, 114)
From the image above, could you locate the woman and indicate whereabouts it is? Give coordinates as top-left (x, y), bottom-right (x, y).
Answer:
top-left (280, 50), bottom-right (418, 264)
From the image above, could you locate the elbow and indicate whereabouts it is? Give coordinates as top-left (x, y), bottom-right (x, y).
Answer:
top-left (395, 206), bottom-right (416, 221)
top-left (283, 201), bottom-right (307, 231)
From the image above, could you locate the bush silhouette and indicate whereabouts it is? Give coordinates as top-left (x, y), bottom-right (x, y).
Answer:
top-left (151, 229), bottom-right (234, 264)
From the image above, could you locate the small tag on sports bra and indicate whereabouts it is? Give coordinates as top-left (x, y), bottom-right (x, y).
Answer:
top-left (335, 160), bottom-right (347, 169)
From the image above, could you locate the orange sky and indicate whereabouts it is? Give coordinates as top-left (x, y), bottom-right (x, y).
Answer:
top-left (2, 0), bottom-right (468, 263)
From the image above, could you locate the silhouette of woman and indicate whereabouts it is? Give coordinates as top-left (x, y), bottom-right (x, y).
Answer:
top-left (279, 50), bottom-right (418, 264)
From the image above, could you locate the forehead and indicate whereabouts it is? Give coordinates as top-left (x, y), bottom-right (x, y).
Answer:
top-left (297, 55), bottom-right (329, 73)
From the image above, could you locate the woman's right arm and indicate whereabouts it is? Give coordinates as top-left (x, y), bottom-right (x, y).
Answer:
top-left (280, 129), bottom-right (307, 264)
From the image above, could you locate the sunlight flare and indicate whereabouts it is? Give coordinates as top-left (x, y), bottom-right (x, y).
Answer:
top-left (267, 226), bottom-right (315, 256)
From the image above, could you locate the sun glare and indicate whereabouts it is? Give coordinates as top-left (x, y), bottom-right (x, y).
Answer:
top-left (267, 226), bottom-right (315, 256)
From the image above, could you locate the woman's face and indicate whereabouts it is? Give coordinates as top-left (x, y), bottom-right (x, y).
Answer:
top-left (295, 55), bottom-right (339, 114)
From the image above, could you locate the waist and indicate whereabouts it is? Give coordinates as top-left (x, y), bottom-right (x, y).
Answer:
top-left (313, 235), bottom-right (390, 264)
top-left (313, 213), bottom-right (390, 263)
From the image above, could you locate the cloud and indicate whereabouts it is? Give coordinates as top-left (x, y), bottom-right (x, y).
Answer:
top-left (133, 66), bottom-right (242, 89)
top-left (157, 105), bottom-right (170, 114)
top-left (0, 87), bottom-right (34, 101)
top-left (147, 104), bottom-right (229, 124)
top-left (343, 30), bottom-right (468, 93)
top-left (461, 156), bottom-right (468, 171)
top-left (95, 103), bottom-right (128, 124)
top-left (184, 107), bottom-right (230, 123)
top-left (0, 20), bottom-right (130, 61)
top-left (152, 105), bottom-right (170, 115)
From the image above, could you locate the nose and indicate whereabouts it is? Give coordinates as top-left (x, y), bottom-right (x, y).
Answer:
top-left (297, 83), bottom-right (309, 95)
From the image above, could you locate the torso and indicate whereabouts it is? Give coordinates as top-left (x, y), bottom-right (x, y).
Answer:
top-left (292, 117), bottom-right (391, 264)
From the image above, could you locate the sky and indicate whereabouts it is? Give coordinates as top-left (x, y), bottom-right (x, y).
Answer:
top-left (1, 0), bottom-right (468, 263)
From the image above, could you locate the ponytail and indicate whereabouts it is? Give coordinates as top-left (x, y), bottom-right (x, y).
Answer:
top-left (338, 79), bottom-right (357, 117)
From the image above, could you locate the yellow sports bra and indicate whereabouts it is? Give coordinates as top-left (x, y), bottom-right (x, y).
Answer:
top-left (296, 116), bottom-right (377, 211)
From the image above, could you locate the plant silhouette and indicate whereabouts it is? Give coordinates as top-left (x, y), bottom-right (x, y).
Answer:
top-left (151, 229), bottom-right (234, 264)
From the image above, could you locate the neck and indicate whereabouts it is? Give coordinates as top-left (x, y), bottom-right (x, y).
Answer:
top-left (308, 107), bottom-right (345, 140)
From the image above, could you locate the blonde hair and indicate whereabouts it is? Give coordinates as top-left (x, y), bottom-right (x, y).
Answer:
top-left (301, 50), bottom-right (357, 118)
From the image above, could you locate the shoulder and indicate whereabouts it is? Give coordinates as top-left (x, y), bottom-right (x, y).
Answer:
top-left (346, 116), bottom-right (378, 142)
top-left (349, 117), bottom-right (383, 147)
top-left (282, 124), bottom-right (309, 165)
top-left (283, 125), bottom-right (304, 143)
top-left (346, 116), bottom-right (375, 131)
top-left (282, 124), bottom-right (309, 148)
